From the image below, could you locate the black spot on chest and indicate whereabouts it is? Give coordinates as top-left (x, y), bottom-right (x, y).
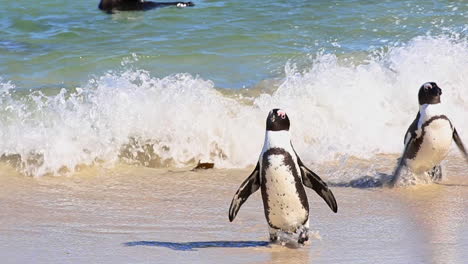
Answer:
top-left (260, 148), bottom-right (309, 228)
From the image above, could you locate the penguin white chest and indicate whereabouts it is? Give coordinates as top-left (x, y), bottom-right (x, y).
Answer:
top-left (407, 119), bottom-right (453, 173)
top-left (263, 154), bottom-right (308, 231)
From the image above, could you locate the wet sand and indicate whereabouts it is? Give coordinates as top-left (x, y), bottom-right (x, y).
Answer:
top-left (0, 158), bottom-right (467, 264)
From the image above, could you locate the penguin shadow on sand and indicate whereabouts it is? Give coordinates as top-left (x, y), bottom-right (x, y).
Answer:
top-left (434, 182), bottom-right (468, 187)
top-left (330, 173), bottom-right (394, 189)
top-left (327, 166), bottom-right (464, 189)
top-left (123, 240), bottom-right (270, 251)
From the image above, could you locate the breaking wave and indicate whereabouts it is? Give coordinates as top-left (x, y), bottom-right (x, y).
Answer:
top-left (0, 34), bottom-right (467, 177)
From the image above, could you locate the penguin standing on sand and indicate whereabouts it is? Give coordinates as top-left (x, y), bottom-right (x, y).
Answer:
top-left (389, 82), bottom-right (468, 186)
top-left (228, 109), bottom-right (337, 244)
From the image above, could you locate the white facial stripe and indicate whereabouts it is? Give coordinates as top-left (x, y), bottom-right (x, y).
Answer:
top-left (277, 110), bottom-right (287, 119)
top-left (423, 82), bottom-right (432, 89)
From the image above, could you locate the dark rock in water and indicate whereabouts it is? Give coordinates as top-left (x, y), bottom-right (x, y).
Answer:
top-left (192, 161), bottom-right (214, 170)
top-left (99, 0), bottom-right (195, 12)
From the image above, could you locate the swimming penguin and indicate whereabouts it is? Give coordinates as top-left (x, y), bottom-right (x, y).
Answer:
top-left (228, 109), bottom-right (337, 245)
top-left (98, 0), bottom-right (194, 12)
top-left (389, 82), bottom-right (468, 187)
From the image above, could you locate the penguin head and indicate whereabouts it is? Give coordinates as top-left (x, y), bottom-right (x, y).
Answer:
top-left (266, 109), bottom-right (290, 131)
top-left (418, 82), bottom-right (442, 105)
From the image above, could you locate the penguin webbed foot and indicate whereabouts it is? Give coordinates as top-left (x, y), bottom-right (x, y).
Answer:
top-left (389, 163), bottom-right (443, 187)
top-left (272, 227), bottom-right (309, 247)
top-left (269, 233), bottom-right (278, 242)
top-left (297, 230), bottom-right (309, 245)
top-left (428, 165), bottom-right (442, 182)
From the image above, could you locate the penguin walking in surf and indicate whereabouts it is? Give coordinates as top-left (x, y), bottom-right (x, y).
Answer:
top-left (228, 109), bottom-right (337, 245)
top-left (389, 82), bottom-right (468, 187)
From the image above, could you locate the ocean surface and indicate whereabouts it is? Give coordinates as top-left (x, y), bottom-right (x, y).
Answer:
top-left (0, 0), bottom-right (467, 177)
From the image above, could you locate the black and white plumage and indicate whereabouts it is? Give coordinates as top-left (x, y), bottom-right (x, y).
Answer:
top-left (228, 109), bottom-right (337, 244)
top-left (389, 82), bottom-right (468, 187)
top-left (98, 0), bottom-right (194, 12)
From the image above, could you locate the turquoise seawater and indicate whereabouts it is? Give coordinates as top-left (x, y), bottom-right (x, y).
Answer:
top-left (1, 0), bottom-right (466, 89)
top-left (0, 0), bottom-right (467, 176)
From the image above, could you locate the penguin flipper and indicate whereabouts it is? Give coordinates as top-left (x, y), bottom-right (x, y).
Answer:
top-left (453, 128), bottom-right (468, 163)
top-left (404, 113), bottom-right (420, 145)
top-left (298, 162), bottom-right (338, 213)
top-left (388, 137), bottom-right (414, 188)
top-left (228, 163), bottom-right (260, 222)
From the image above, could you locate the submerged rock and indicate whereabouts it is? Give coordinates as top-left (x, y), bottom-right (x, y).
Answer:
top-left (192, 161), bottom-right (214, 170)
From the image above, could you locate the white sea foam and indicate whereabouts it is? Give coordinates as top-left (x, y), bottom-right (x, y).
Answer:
top-left (264, 35), bottom-right (468, 164)
top-left (0, 35), bottom-right (467, 177)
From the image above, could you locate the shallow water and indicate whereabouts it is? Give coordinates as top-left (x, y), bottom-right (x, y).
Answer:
top-left (1, 157), bottom-right (467, 263)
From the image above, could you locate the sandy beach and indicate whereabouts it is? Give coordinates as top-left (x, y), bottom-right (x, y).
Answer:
top-left (1, 156), bottom-right (467, 264)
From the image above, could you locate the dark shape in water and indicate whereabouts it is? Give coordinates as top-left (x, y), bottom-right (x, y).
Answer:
top-left (192, 160), bottom-right (214, 170)
top-left (98, 0), bottom-right (195, 13)
top-left (331, 173), bottom-right (392, 189)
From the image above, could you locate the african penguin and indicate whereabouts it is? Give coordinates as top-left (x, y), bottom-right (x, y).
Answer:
top-left (389, 82), bottom-right (468, 186)
top-left (228, 109), bottom-right (337, 245)
top-left (98, 0), bottom-right (194, 12)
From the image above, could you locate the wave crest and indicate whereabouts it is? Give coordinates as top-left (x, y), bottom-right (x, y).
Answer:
top-left (1, 34), bottom-right (467, 177)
